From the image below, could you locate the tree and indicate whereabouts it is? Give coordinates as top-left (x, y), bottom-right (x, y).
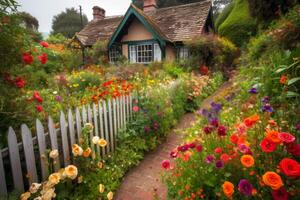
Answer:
top-left (51, 8), bottom-right (88, 38)
top-left (18, 11), bottom-right (39, 30)
top-left (212, 0), bottom-right (232, 13)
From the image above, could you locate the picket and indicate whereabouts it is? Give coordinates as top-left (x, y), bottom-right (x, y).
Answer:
top-left (21, 124), bottom-right (38, 184)
top-left (36, 119), bottom-right (48, 181)
top-left (0, 149), bottom-right (7, 196)
top-left (60, 111), bottom-right (70, 166)
top-left (48, 117), bottom-right (60, 171)
top-left (75, 107), bottom-right (82, 140)
top-left (68, 109), bottom-right (76, 146)
top-left (1, 94), bottom-right (132, 193)
top-left (8, 127), bottom-right (24, 192)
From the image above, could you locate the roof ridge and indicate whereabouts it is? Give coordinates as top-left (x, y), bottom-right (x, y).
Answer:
top-left (146, 0), bottom-right (211, 12)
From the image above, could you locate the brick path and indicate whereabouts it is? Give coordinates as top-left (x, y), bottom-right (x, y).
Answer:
top-left (114, 81), bottom-right (233, 200)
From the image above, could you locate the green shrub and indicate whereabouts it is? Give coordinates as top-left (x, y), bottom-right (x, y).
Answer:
top-left (67, 71), bottom-right (102, 91)
top-left (218, 0), bottom-right (257, 46)
top-left (215, 2), bottom-right (234, 30)
top-left (163, 62), bottom-right (184, 78)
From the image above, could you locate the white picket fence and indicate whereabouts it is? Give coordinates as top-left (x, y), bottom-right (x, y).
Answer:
top-left (0, 94), bottom-right (134, 196)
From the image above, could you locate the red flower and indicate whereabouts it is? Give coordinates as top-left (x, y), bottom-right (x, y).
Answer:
top-left (39, 41), bottom-right (49, 48)
top-left (33, 91), bottom-right (43, 103)
top-left (279, 132), bottom-right (295, 143)
top-left (200, 65), bottom-right (209, 75)
top-left (37, 53), bottom-right (47, 64)
top-left (230, 134), bottom-right (239, 144)
top-left (214, 147), bottom-right (222, 154)
top-left (286, 143), bottom-right (300, 157)
top-left (161, 159), bottom-right (170, 170)
top-left (217, 125), bottom-right (227, 136)
top-left (14, 77), bottom-right (26, 88)
top-left (132, 106), bottom-right (139, 112)
top-left (243, 114), bottom-right (260, 128)
top-left (203, 125), bottom-right (213, 134)
top-left (280, 75), bottom-right (288, 85)
top-left (279, 158), bottom-right (300, 178)
top-left (220, 153), bottom-right (230, 163)
top-left (260, 138), bottom-right (277, 153)
top-left (196, 145), bottom-right (203, 152)
top-left (35, 105), bottom-right (43, 112)
top-left (22, 53), bottom-right (34, 65)
top-left (272, 187), bottom-right (289, 200)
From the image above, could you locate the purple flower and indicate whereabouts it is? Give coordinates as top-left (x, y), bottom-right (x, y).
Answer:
top-left (153, 122), bottom-right (159, 130)
top-left (262, 104), bottom-right (273, 113)
top-left (262, 96), bottom-right (270, 103)
top-left (55, 95), bottom-right (62, 102)
top-left (211, 102), bottom-right (222, 113)
top-left (296, 122), bottom-right (300, 131)
top-left (238, 179), bottom-right (253, 196)
top-left (209, 118), bottom-right (219, 127)
top-left (205, 155), bottom-right (214, 164)
top-left (238, 144), bottom-right (250, 154)
top-left (248, 87), bottom-right (258, 94)
top-left (215, 160), bottom-right (224, 169)
top-left (217, 125), bottom-right (227, 136)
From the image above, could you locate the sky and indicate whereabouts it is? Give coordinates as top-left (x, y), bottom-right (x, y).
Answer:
top-left (17, 0), bottom-right (132, 33)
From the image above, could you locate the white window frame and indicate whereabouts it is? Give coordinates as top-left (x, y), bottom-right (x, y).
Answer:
top-left (177, 46), bottom-right (189, 60)
top-left (129, 42), bottom-right (161, 64)
top-left (109, 45), bottom-right (121, 63)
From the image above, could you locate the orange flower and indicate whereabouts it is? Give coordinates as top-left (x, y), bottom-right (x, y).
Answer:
top-left (83, 147), bottom-right (92, 157)
top-left (244, 114), bottom-right (260, 127)
top-left (222, 181), bottom-right (234, 198)
top-left (240, 155), bottom-right (255, 168)
top-left (265, 129), bottom-right (281, 144)
top-left (262, 172), bottom-right (283, 190)
top-left (280, 75), bottom-right (288, 84)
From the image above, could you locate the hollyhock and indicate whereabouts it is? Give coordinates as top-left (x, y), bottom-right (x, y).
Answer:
top-left (39, 41), bottom-right (49, 48)
top-left (205, 155), bottom-right (214, 164)
top-left (14, 77), bottom-right (26, 88)
top-left (35, 105), bottom-right (43, 112)
top-left (272, 188), bottom-right (289, 200)
top-left (286, 143), bottom-right (300, 157)
top-left (217, 125), bottom-right (227, 136)
top-left (22, 53), bottom-right (34, 64)
top-left (37, 53), bottom-right (47, 64)
top-left (279, 132), bottom-right (295, 143)
top-left (279, 158), bottom-right (300, 178)
top-left (238, 179), bottom-right (253, 196)
top-left (161, 160), bottom-right (170, 169)
top-left (33, 91), bottom-right (43, 103)
top-left (260, 138), bottom-right (277, 153)
top-left (203, 125), bottom-right (213, 134)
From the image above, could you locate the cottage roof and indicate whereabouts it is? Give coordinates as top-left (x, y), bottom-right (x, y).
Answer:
top-left (76, 0), bottom-right (212, 46)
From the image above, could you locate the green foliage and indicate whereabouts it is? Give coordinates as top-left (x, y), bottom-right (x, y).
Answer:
top-left (17, 11), bottom-right (39, 30)
top-left (218, 0), bottom-right (257, 46)
top-left (86, 40), bottom-right (109, 65)
top-left (163, 62), bottom-right (184, 78)
top-left (67, 71), bottom-right (103, 91)
top-left (51, 8), bottom-right (88, 38)
top-left (46, 33), bottom-right (67, 44)
top-left (214, 2), bottom-right (234, 30)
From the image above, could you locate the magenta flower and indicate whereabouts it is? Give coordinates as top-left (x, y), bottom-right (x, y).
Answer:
top-left (196, 145), bottom-right (203, 152)
top-left (205, 155), bottom-right (214, 164)
top-left (272, 187), bottom-right (288, 200)
top-left (215, 160), bottom-right (224, 169)
top-left (238, 179), bottom-right (253, 196)
top-left (55, 95), bottom-right (62, 102)
top-left (217, 125), bottom-right (227, 136)
top-left (161, 159), bottom-right (170, 170)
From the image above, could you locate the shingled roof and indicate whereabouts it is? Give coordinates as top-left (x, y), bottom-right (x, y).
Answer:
top-left (76, 0), bottom-right (212, 46)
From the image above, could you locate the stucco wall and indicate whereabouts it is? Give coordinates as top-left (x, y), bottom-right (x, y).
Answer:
top-left (122, 44), bottom-right (128, 58)
top-left (121, 19), bottom-right (153, 42)
top-left (165, 44), bottom-right (176, 61)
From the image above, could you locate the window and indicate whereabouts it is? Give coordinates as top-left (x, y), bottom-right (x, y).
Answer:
top-left (177, 46), bottom-right (189, 60)
top-left (129, 42), bottom-right (161, 63)
top-left (109, 45), bottom-right (121, 63)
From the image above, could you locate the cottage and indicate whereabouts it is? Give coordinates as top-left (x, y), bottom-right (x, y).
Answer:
top-left (75, 0), bottom-right (213, 63)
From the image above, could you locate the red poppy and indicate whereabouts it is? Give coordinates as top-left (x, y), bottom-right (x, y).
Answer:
top-left (33, 91), bottom-right (43, 103)
top-left (35, 105), bottom-right (43, 112)
top-left (279, 158), bottom-right (300, 178)
top-left (272, 187), bottom-right (289, 200)
top-left (37, 53), bottom-right (47, 64)
top-left (39, 41), bottom-right (49, 48)
top-left (161, 159), bottom-right (170, 170)
top-left (260, 138), bottom-right (277, 153)
top-left (22, 53), bottom-right (34, 65)
top-left (14, 77), bottom-right (26, 88)
top-left (279, 132), bottom-right (295, 143)
top-left (200, 65), bottom-right (209, 75)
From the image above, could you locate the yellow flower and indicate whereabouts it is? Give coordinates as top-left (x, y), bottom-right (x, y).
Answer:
top-left (98, 139), bottom-right (107, 148)
top-left (29, 183), bottom-right (41, 194)
top-left (107, 191), bottom-right (113, 200)
top-left (83, 147), bottom-right (92, 158)
top-left (72, 144), bottom-right (83, 156)
top-left (48, 173), bottom-right (60, 185)
top-left (65, 165), bottom-right (78, 180)
top-left (58, 168), bottom-right (67, 180)
top-left (97, 162), bottom-right (103, 169)
top-left (20, 192), bottom-right (31, 200)
top-left (49, 149), bottom-right (59, 159)
top-left (41, 188), bottom-right (56, 199)
top-left (98, 184), bottom-right (105, 193)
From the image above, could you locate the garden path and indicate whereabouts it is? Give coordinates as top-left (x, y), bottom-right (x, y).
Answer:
top-left (114, 80), bottom-right (233, 200)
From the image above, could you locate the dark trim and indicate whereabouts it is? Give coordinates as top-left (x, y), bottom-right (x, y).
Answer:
top-left (121, 39), bottom-right (156, 45)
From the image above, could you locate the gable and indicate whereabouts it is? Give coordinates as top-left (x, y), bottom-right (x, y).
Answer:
top-left (121, 18), bottom-right (153, 42)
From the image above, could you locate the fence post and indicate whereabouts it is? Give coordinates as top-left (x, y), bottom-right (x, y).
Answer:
top-left (8, 127), bottom-right (24, 192)
top-left (21, 124), bottom-right (38, 184)
top-left (98, 101), bottom-right (105, 157)
top-left (0, 149), bottom-right (7, 196)
top-left (36, 119), bottom-right (49, 181)
top-left (102, 101), bottom-right (110, 154)
top-left (60, 111), bottom-right (70, 166)
top-left (87, 105), bottom-right (94, 151)
top-left (75, 107), bottom-right (82, 141)
top-left (68, 109), bottom-right (76, 146)
top-left (93, 103), bottom-right (100, 156)
top-left (108, 99), bottom-right (114, 152)
top-left (48, 117), bottom-right (60, 171)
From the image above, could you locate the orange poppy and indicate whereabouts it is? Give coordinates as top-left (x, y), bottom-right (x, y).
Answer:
top-left (265, 129), bottom-right (281, 144)
top-left (240, 155), bottom-right (255, 168)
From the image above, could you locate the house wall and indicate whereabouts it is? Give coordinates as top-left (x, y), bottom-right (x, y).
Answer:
top-left (122, 44), bottom-right (128, 58)
top-left (121, 19), bottom-right (153, 42)
top-left (165, 44), bottom-right (176, 61)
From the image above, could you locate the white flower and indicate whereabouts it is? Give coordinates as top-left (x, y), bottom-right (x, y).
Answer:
top-left (92, 136), bottom-right (100, 144)
top-left (49, 149), bottom-right (59, 159)
top-left (29, 183), bottom-right (42, 194)
top-left (52, 91), bottom-right (58, 95)
top-left (72, 144), bottom-right (83, 156)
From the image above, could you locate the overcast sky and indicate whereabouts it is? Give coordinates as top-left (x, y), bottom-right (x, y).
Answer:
top-left (17, 0), bottom-right (132, 33)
